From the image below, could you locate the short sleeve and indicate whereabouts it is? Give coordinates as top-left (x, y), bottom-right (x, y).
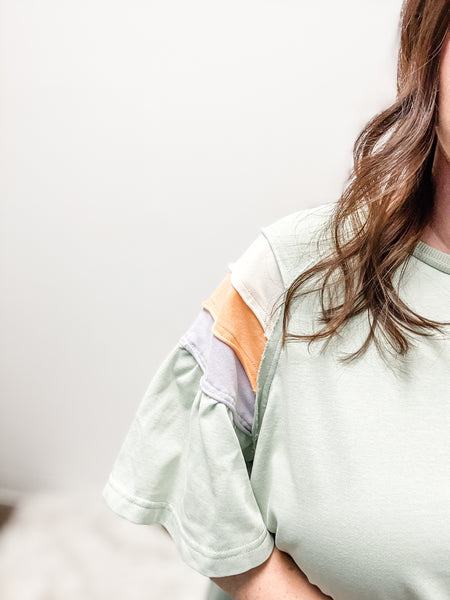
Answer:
top-left (102, 233), bottom-right (284, 578)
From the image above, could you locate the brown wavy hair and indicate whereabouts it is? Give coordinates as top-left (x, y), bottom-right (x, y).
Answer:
top-left (279, 0), bottom-right (450, 365)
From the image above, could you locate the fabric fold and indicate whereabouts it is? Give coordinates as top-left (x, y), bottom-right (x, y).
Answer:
top-left (102, 342), bottom-right (274, 578)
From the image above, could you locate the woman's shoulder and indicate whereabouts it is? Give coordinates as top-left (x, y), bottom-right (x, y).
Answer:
top-left (259, 200), bottom-right (337, 288)
top-left (223, 200), bottom-right (337, 343)
top-left (262, 200), bottom-right (336, 238)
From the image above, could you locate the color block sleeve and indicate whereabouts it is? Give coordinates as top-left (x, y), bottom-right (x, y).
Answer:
top-left (102, 233), bottom-right (284, 578)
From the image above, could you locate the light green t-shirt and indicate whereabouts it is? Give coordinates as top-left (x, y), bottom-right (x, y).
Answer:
top-left (103, 201), bottom-right (450, 600)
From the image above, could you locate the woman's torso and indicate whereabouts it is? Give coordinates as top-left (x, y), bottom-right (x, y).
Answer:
top-left (247, 204), bottom-right (450, 600)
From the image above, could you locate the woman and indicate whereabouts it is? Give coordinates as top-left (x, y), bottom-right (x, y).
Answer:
top-left (103, 1), bottom-right (450, 598)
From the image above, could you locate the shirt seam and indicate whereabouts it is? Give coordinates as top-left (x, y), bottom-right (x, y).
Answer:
top-left (105, 476), bottom-right (270, 559)
top-left (178, 338), bottom-right (254, 436)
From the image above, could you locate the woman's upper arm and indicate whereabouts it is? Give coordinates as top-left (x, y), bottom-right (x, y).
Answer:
top-left (102, 232), bottom-right (282, 578)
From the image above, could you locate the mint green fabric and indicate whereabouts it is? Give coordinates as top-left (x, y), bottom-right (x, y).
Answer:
top-left (103, 342), bottom-right (274, 578)
top-left (104, 201), bottom-right (450, 599)
top-left (251, 204), bottom-right (450, 599)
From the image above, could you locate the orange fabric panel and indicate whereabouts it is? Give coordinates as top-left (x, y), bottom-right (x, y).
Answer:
top-left (201, 272), bottom-right (266, 393)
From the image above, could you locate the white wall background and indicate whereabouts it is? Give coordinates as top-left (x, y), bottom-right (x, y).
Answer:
top-left (0, 0), bottom-right (403, 495)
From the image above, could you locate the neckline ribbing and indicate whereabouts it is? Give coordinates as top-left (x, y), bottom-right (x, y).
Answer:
top-left (412, 240), bottom-right (450, 275)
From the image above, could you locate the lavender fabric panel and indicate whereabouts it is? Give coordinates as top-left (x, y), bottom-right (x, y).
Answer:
top-left (179, 308), bottom-right (255, 436)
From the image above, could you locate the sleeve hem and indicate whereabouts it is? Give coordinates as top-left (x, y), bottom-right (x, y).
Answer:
top-left (102, 477), bottom-right (275, 578)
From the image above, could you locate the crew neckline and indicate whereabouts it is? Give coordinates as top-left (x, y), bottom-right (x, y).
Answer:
top-left (412, 240), bottom-right (450, 275)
